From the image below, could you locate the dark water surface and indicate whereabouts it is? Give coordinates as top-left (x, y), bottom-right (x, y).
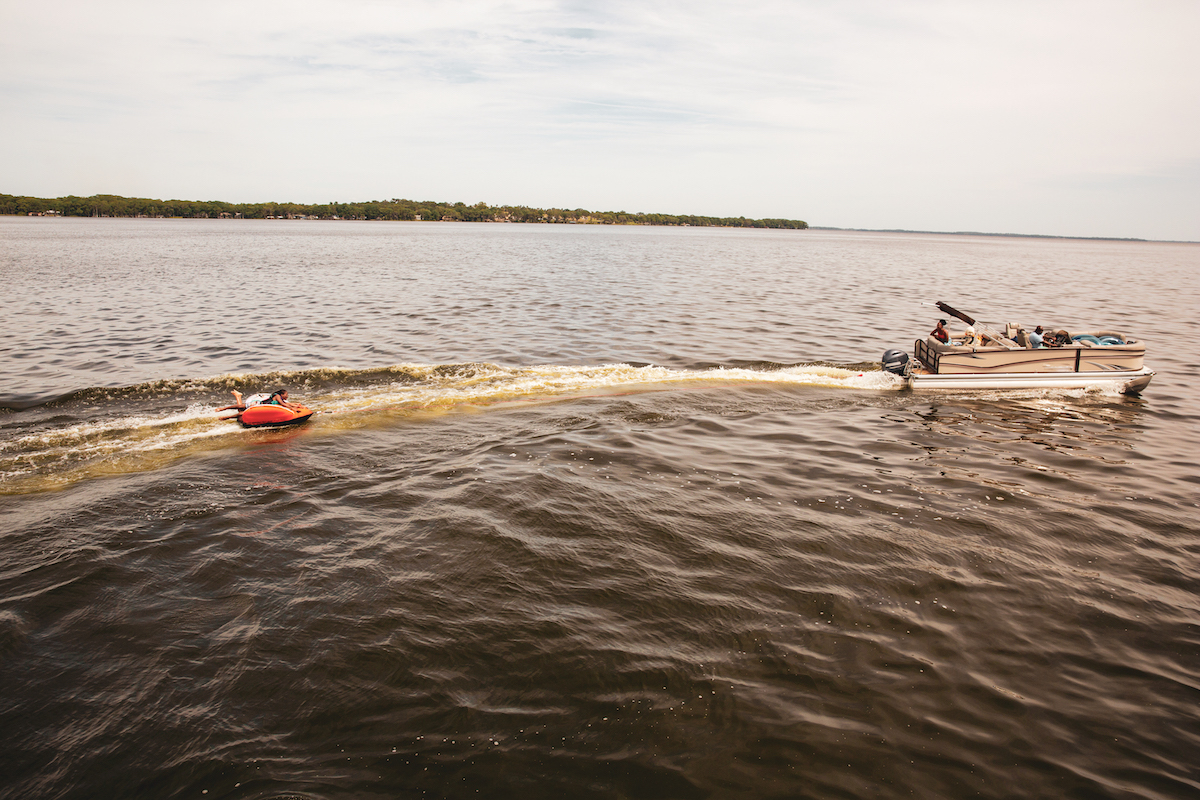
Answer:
top-left (2, 218), bottom-right (1199, 799)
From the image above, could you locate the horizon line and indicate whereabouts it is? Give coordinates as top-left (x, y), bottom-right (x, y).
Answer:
top-left (808, 226), bottom-right (1197, 246)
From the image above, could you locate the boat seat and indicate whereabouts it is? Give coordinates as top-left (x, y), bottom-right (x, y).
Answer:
top-left (926, 335), bottom-right (972, 352)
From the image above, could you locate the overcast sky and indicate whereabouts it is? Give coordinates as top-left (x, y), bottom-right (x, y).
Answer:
top-left (3, 0), bottom-right (1197, 240)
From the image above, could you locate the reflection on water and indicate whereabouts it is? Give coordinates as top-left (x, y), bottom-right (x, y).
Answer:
top-left (911, 394), bottom-right (1145, 459)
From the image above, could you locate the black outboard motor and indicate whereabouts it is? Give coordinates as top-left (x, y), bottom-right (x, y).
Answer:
top-left (882, 349), bottom-right (910, 376)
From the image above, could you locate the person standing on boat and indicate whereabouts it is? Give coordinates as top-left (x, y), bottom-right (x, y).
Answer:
top-left (930, 319), bottom-right (950, 343)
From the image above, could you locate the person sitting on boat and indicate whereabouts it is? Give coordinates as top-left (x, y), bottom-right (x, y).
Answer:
top-left (959, 326), bottom-right (979, 346)
top-left (1028, 326), bottom-right (1045, 348)
top-left (930, 319), bottom-right (950, 343)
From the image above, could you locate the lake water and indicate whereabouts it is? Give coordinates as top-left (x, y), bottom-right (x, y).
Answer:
top-left (2, 217), bottom-right (1198, 799)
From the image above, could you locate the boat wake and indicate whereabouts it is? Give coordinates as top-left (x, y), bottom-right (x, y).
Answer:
top-left (306, 361), bottom-right (895, 417)
top-left (0, 362), bottom-right (893, 493)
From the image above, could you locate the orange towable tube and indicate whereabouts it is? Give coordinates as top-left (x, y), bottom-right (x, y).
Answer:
top-left (238, 403), bottom-right (315, 429)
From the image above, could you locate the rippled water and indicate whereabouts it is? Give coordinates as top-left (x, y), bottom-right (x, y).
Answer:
top-left (2, 218), bottom-right (1199, 799)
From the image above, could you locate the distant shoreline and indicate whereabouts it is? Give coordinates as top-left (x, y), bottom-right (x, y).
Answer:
top-left (0, 193), bottom-right (807, 230)
top-left (7, 193), bottom-right (1192, 242)
top-left (810, 226), bottom-right (1197, 245)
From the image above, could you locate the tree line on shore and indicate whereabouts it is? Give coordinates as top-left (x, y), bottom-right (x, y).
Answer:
top-left (0, 193), bottom-right (807, 229)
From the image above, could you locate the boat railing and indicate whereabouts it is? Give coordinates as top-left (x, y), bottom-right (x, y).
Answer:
top-left (915, 337), bottom-right (939, 371)
top-left (916, 335), bottom-right (1010, 373)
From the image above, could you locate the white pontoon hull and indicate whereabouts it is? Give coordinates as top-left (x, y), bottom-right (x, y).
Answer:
top-left (907, 367), bottom-right (1155, 394)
